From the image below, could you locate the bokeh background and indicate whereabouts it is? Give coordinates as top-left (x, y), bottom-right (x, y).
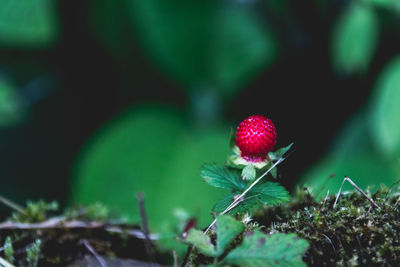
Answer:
top-left (0, 0), bottom-right (400, 231)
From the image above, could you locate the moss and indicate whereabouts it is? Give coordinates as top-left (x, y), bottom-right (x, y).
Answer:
top-left (2, 187), bottom-right (400, 266)
top-left (253, 186), bottom-right (400, 266)
top-left (0, 200), bottom-right (168, 266)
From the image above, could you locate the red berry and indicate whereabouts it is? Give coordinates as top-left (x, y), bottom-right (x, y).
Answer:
top-left (235, 115), bottom-right (277, 162)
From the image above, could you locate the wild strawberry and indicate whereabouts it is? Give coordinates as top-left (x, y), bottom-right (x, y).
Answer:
top-left (235, 115), bottom-right (277, 163)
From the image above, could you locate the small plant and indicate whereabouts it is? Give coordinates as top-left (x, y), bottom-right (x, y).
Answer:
top-left (3, 236), bottom-right (14, 263)
top-left (26, 239), bottom-right (41, 267)
top-left (203, 115), bottom-right (292, 225)
top-left (180, 115), bottom-right (309, 266)
top-left (183, 215), bottom-right (309, 266)
top-left (64, 202), bottom-right (110, 221)
top-left (10, 200), bottom-right (58, 223)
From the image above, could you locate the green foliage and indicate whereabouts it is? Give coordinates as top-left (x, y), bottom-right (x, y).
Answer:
top-left (298, 2), bottom-right (400, 199)
top-left (186, 229), bottom-right (216, 256)
top-left (252, 182), bottom-right (291, 206)
top-left (331, 1), bottom-right (378, 74)
top-left (126, 0), bottom-right (278, 96)
top-left (11, 200), bottom-right (58, 223)
top-left (304, 55), bottom-right (400, 191)
top-left (84, 202), bottom-right (110, 221)
top-left (185, 215), bottom-right (308, 266)
top-left (302, 152), bottom-right (399, 197)
top-left (201, 164), bottom-right (245, 190)
top-left (4, 236), bottom-right (14, 263)
top-left (185, 215), bottom-right (244, 258)
top-left (215, 215), bottom-right (244, 256)
top-left (71, 106), bottom-right (229, 229)
top-left (201, 153), bottom-right (290, 214)
top-left (211, 182), bottom-right (290, 214)
top-left (212, 193), bottom-right (259, 214)
top-left (223, 231), bottom-right (308, 267)
top-left (363, 0), bottom-right (400, 10)
top-left (0, 79), bottom-right (25, 127)
top-left (89, 0), bottom-right (134, 61)
top-left (369, 56), bottom-right (400, 158)
top-left (0, 0), bottom-right (58, 47)
top-left (26, 239), bottom-right (41, 267)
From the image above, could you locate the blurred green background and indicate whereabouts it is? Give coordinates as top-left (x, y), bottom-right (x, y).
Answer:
top-left (0, 0), bottom-right (400, 231)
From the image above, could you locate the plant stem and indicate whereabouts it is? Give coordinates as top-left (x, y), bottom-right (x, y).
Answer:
top-left (0, 195), bottom-right (26, 214)
top-left (333, 176), bottom-right (380, 209)
top-left (137, 193), bottom-right (157, 266)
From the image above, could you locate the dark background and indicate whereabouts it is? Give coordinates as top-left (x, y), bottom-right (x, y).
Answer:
top-left (0, 0), bottom-right (399, 222)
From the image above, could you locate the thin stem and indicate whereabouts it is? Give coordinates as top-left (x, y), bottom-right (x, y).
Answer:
top-left (333, 176), bottom-right (380, 209)
top-left (173, 251), bottom-right (178, 267)
top-left (318, 189), bottom-right (329, 215)
top-left (0, 257), bottom-right (15, 267)
top-left (137, 193), bottom-right (157, 266)
top-left (180, 245), bottom-right (193, 267)
top-left (0, 195), bottom-right (26, 214)
top-left (81, 239), bottom-right (107, 267)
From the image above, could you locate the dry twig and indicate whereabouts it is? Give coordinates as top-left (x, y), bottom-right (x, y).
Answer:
top-left (333, 176), bottom-right (380, 209)
top-left (80, 239), bottom-right (107, 267)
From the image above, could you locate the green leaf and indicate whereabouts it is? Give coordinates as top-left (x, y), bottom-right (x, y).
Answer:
top-left (185, 229), bottom-right (216, 256)
top-left (298, 110), bottom-right (400, 198)
top-left (212, 182), bottom-right (289, 214)
top-left (216, 215), bottom-right (244, 256)
top-left (369, 56), bottom-right (400, 158)
top-left (89, 0), bottom-right (134, 61)
top-left (0, 0), bottom-right (58, 47)
top-left (331, 2), bottom-right (378, 74)
top-left (201, 164), bottom-right (246, 190)
top-left (252, 182), bottom-right (290, 206)
top-left (223, 231), bottom-right (309, 267)
top-left (213, 193), bottom-right (262, 215)
top-left (329, 112), bottom-right (374, 158)
top-left (363, 0), bottom-right (400, 9)
top-left (270, 165), bottom-right (278, 179)
top-left (213, 193), bottom-right (236, 214)
top-left (268, 143), bottom-right (293, 161)
top-left (242, 164), bottom-right (256, 181)
top-left (260, 160), bottom-right (278, 179)
top-left (71, 106), bottom-right (230, 229)
top-left (0, 79), bottom-right (25, 127)
top-left (126, 0), bottom-right (278, 96)
top-left (299, 153), bottom-right (399, 199)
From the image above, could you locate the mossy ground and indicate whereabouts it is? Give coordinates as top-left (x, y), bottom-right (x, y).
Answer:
top-left (254, 186), bottom-right (400, 266)
top-left (0, 202), bottom-right (168, 266)
top-left (1, 185), bottom-right (399, 266)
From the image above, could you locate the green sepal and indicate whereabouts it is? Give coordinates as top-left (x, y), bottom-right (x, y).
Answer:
top-left (268, 143), bottom-right (293, 161)
top-left (241, 164), bottom-right (256, 181)
top-left (226, 151), bottom-right (269, 170)
top-left (264, 161), bottom-right (277, 178)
